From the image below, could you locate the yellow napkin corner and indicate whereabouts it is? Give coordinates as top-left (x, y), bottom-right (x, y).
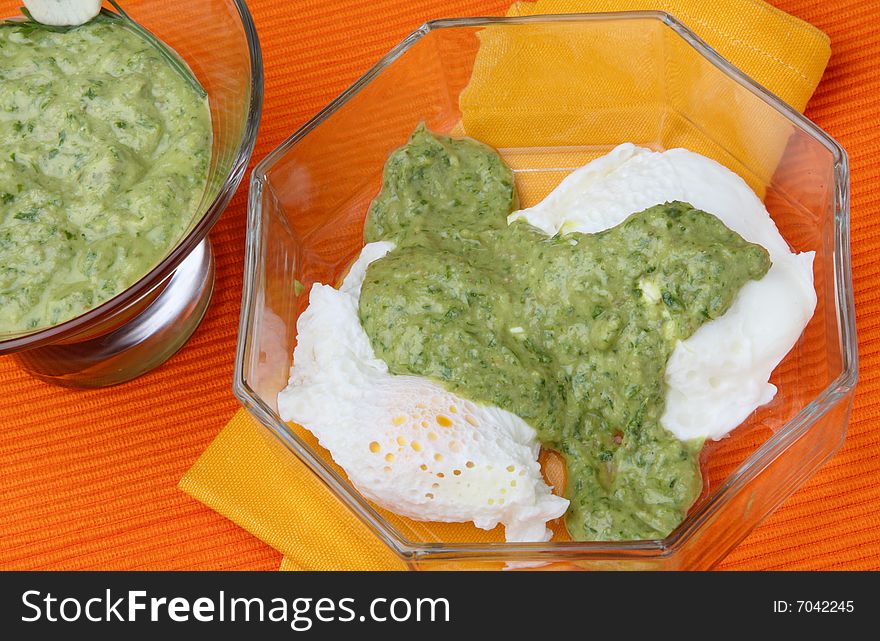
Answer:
top-left (179, 411), bottom-right (407, 570)
top-left (506, 0), bottom-right (829, 114)
top-left (180, 0), bottom-right (830, 571)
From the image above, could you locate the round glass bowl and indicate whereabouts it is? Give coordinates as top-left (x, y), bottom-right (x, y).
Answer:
top-left (235, 12), bottom-right (856, 569)
top-left (0, 0), bottom-right (263, 387)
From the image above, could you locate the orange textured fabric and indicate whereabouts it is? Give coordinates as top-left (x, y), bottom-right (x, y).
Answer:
top-left (0, 0), bottom-right (878, 571)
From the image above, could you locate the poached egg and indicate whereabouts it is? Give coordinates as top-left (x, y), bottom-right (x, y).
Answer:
top-left (511, 143), bottom-right (817, 441)
top-left (278, 242), bottom-right (569, 542)
top-left (278, 143), bottom-right (816, 540)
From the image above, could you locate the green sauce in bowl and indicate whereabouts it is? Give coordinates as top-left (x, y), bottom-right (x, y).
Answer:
top-left (360, 126), bottom-right (771, 540)
top-left (0, 18), bottom-right (211, 333)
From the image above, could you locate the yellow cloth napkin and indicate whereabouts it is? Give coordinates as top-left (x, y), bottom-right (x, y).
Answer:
top-left (500, 0), bottom-right (829, 113)
top-left (179, 0), bottom-right (830, 571)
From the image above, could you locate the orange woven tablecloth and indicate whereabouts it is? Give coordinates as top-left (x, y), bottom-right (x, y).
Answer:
top-left (1, 0), bottom-right (877, 571)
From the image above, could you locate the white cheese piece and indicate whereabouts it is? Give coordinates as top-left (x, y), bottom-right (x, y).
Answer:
top-left (23, 1), bottom-right (102, 27)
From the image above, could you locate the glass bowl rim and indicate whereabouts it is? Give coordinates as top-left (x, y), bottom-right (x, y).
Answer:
top-left (235, 10), bottom-right (857, 562)
top-left (0, 0), bottom-right (265, 352)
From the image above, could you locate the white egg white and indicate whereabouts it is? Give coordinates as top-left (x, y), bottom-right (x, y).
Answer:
top-left (511, 143), bottom-right (817, 441)
top-left (278, 242), bottom-right (569, 542)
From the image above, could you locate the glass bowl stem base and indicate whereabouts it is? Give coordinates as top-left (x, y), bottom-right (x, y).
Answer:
top-left (13, 239), bottom-right (216, 388)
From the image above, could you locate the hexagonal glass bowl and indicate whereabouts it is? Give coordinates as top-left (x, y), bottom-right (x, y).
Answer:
top-left (235, 12), bottom-right (857, 570)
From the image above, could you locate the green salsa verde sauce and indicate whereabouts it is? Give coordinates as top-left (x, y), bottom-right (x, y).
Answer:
top-left (359, 126), bottom-right (772, 541)
top-left (0, 18), bottom-right (211, 333)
